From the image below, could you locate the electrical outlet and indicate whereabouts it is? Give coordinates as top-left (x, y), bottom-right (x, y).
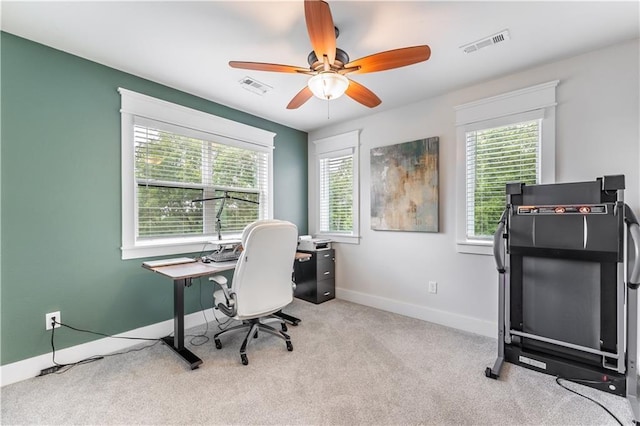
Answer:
top-left (45, 311), bottom-right (61, 330)
top-left (428, 281), bottom-right (438, 294)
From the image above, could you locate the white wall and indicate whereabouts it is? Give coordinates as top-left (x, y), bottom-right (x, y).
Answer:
top-left (308, 39), bottom-right (640, 339)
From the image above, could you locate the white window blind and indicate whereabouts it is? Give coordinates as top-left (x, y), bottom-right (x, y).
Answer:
top-left (455, 81), bottom-right (556, 254)
top-left (318, 149), bottom-right (354, 234)
top-left (120, 88), bottom-right (275, 259)
top-left (134, 122), bottom-right (268, 239)
top-left (465, 119), bottom-right (540, 240)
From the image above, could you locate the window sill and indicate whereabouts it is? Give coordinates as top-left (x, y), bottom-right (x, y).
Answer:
top-left (456, 240), bottom-right (493, 256)
top-left (122, 235), bottom-right (242, 260)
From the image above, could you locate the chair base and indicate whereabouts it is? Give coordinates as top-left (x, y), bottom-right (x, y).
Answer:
top-left (214, 316), bottom-right (293, 365)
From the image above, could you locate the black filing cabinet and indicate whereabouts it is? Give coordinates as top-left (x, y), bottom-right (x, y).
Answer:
top-left (294, 249), bottom-right (335, 304)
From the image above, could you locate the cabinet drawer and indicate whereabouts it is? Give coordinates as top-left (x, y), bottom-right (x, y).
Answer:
top-left (316, 250), bottom-right (334, 261)
top-left (317, 258), bottom-right (334, 280)
top-left (317, 279), bottom-right (335, 303)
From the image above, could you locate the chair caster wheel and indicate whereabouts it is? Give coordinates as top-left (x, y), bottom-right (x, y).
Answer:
top-left (214, 339), bottom-right (222, 350)
top-left (281, 323), bottom-right (288, 332)
top-left (241, 354), bottom-right (248, 365)
top-left (286, 341), bottom-right (293, 351)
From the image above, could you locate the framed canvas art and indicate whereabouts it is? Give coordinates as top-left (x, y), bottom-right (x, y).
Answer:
top-left (370, 137), bottom-right (439, 232)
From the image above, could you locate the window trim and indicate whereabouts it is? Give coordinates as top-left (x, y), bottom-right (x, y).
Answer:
top-left (455, 80), bottom-right (558, 255)
top-left (311, 130), bottom-right (360, 244)
top-left (119, 88), bottom-right (275, 260)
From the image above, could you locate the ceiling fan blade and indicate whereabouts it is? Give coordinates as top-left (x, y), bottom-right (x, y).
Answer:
top-left (287, 86), bottom-right (314, 109)
top-left (229, 61), bottom-right (311, 74)
top-left (344, 45), bottom-right (431, 74)
top-left (304, 0), bottom-right (336, 66)
top-left (345, 79), bottom-right (381, 108)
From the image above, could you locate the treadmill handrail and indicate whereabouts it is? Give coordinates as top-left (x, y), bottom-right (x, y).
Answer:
top-left (493, 209), bottom-right (507, 273)
top-left (625, 204), bottom-right (640, 288)
top-left (629, 223), bottom-right (640, 287)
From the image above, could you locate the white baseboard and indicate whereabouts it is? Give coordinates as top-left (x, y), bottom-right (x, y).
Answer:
top-left (2, 293), bottom-right (496, 387)
top-left (0, 309), bottom-right (218, 387)
top-left (336, 287), bottom-right (496, 338)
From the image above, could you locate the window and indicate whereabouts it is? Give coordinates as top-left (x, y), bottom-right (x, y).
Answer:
top-left (312, 130), bottom-right (360, 243)
top-left (455, 81), bottom-right (558, 254)
top-left (319, 151), bottom-right (354, 233)
top-left (465, 118), bottom-right (540, 240)
top-left (120, 89), bottom-right (275, 259)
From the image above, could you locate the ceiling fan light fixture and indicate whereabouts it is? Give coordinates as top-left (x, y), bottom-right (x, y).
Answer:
top-left (307, 72), bottom-right (349, 100)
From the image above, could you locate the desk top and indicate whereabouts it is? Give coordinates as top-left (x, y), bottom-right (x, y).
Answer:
top-left (143, 252), bottom-right (312, 281)
top-left (143, 259), bottom-right (237, 280)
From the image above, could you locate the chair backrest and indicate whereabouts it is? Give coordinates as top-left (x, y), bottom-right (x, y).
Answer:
top-left (231, 220), bottom-right (298, 319)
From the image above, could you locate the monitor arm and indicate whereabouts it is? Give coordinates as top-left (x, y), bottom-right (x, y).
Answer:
top-left (192, 191), bottom-right (260, 240)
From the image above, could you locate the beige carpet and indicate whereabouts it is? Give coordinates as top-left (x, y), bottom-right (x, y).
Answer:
top-left (1, 298), bottom-right (635, 425)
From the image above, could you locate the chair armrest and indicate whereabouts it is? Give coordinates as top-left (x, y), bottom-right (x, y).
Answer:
top-left (209, 275), bottom-right (231, 297)
top-left (209, 276), bottom-right (236, 317)
top-left (209, 275), bottom-right (228, 287)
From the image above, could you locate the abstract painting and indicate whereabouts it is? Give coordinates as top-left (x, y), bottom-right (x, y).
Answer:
top-left (370, 137), bottom-right (439, 232)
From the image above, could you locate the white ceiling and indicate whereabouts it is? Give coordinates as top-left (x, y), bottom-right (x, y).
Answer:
top-left (2, 1), bottom-right (639, 132)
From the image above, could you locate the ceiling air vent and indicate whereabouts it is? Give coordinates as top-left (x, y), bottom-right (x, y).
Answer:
top-left (461, 29), bottom-right (510, 54)
top-left (239, 76), bottom-right (273, 96)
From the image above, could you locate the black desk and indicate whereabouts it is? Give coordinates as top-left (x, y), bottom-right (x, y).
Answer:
top-left (143, 254), bottom-right (308, 368)
top-left (143, 260), bottom-right (237, 369)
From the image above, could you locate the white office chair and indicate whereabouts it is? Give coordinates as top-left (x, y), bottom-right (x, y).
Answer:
top-left (209, 219), bottom-right (298, 365)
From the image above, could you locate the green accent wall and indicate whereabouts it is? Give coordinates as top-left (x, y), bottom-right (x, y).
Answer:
top-left (0, 32), bottom-right (308, 365)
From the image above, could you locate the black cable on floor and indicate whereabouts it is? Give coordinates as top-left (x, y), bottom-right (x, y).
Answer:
top-left (187, 278), bottom-right (234, 345)
top-left (40, 320), bottom-right (167, 377)
top-left (42, 277), bottom-right (233, 375)
top-left (52, 340), bottom-right (163, 376)
top-left (188, 278), bottom-right (211, 346)
top-left (56, 320), bottom-right (163, 341)
top-left (39, 323), bottom-right (103, 375)
top-left (555, 376), bottom-right (624, 426)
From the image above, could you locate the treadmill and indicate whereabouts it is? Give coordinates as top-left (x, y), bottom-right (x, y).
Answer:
top-left (485, 175), bottom-right (640, 422)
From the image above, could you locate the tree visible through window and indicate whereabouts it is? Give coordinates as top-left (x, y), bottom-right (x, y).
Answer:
top-left (313, 130), bottom-right (359, 242)
top-left (120, 88), bottom-right (276, 259)
top-left (319, 153), bottom-right (353, 233)
top-left (455, 81), bottom-right (556, 253)
top-left (466, 119), bottom-right (540, 239)
top-left (135, 124), bottom-right (266, 240)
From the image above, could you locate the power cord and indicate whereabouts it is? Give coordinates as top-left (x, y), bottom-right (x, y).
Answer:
top-left (187, 278), bottom-right (211, 346)
top-left (41, 272), bottom-right (234, 375)
top-left (555, 376), bottom-right (624, 425)
top-left (55, 320), bottom-right (165, 342)
top-left (186, 278), bottom-right (234, 346)
top-left (39, 319), bottom-right (165, 377)
top-left (197, 241), bottom-right (213, 262)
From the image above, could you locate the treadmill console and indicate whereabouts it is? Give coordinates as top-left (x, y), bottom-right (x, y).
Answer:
top-left (516, 204), bottom-right (608, 215)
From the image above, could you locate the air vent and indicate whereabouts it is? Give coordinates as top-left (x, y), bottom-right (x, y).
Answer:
top-left (461, 29), bottom-right (510, 54)
top-left (239, 76), bottom-right (273, 96)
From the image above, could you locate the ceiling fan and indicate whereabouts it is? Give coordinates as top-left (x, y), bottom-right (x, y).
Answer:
top-left (229, 0), bottom-right (431, 110)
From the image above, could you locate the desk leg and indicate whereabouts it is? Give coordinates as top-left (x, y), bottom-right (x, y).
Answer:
top-left (161, 278), bottom-right (202, 369)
